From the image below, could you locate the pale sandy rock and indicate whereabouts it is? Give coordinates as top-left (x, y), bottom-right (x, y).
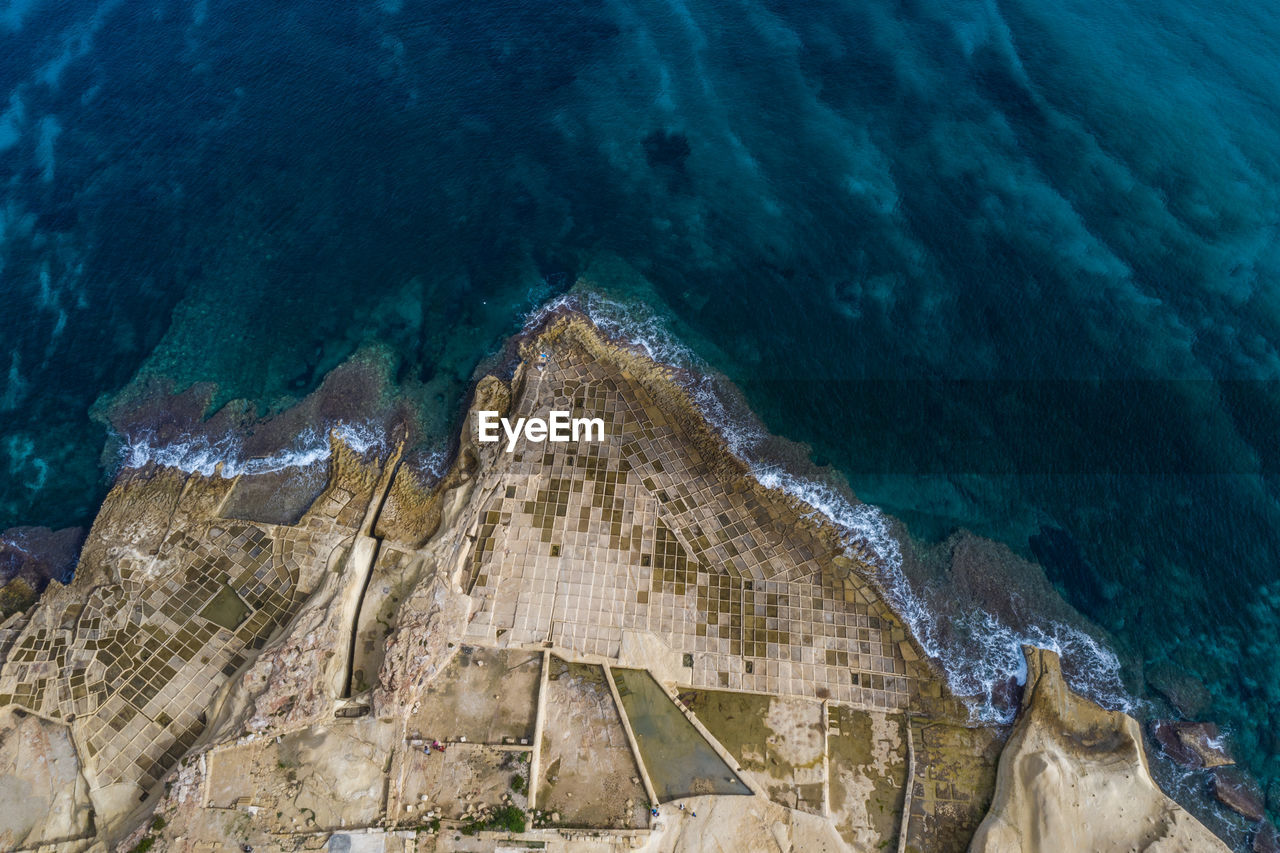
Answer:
top-left (0, 707), bottom-right (94, 849)
top-left (225, 557), bottom-right (354, 737)
top-left (970, 647), bottom-right (1230, 853)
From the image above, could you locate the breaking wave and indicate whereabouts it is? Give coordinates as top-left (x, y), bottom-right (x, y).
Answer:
top-left (409, 446), bottom-right (451, 484)
top-left (525, 290), bottom-right (701, 373)
top-left (547, 291), bottom-right (1134, 722)
top-left (747, 446), bottom-right (1131, 721)
top-left (117, 421), bottom-right (386, 478)
top-left (121, 289), bottom-right (1134, 722)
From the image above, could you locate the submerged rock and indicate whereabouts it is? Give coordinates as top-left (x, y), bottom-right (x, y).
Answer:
top-left (1254, 821), bottom-right (1280, 853)
top-left (1146, 660), bottom-right (1213, 719)
top-left (0, 526), bottom-right (83, 583)
top-left (988, 675), bottom-right (1024, 719)
top-left (1212, 767), bottom-right (1267, 822)
top-left (0, 525), bottom-right (84, 617)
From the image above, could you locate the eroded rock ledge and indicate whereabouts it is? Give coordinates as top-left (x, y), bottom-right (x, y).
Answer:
top-left (971, 646), bottom-right (1229, 853)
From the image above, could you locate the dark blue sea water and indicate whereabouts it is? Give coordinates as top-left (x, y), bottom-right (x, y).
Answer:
top-left (3, 0), bottom-right (1280, 837)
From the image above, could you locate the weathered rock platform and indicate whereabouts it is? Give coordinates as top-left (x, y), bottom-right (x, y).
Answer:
top-left (0, 310), bottom-right (1228, 852)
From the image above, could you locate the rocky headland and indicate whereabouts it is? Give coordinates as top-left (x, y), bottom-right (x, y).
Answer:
top-left (972, 647), bottom-right (1230, 852)
top-left (0, 309), bottom-right (1244, 852)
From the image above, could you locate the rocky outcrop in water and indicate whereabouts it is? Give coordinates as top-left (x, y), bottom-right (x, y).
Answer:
top-left (1151, 719), bottom-right (1233, 769)
top-left (1214, 768), bottom-right (1268, 822)
top-left (0, 525), bottom-right (84, 618)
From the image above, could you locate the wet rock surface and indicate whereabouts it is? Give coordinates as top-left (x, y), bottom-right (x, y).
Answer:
top-left (0, 526), bottom-right (84, 617)
top-left (1214, 768), bottom-right (1268, 822)
top-left (1254, 821), bottom-right (1280, 853)
top-left (1152, 720), bottom-right (1234, 769)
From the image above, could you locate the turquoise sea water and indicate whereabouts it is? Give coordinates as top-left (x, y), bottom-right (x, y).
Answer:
top-left (2, 0), bottom-right (1280, 840)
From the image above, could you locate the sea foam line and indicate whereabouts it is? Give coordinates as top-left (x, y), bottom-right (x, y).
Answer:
top-left (117, 421), bottom-right (386, 479)
top-left (737, 413), bottom-right (1131, 722)
top-left (538, 290), bottom-right (1133, 722)
top-left (525, 291), bottom-right (700, 371)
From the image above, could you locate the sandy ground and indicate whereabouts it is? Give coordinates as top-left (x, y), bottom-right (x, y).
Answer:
top-left (203, 717), bottom-right (397, 833)
top-left (539, 659), bottom-right (650, 829)
top-left (396, 743), bottom-right (529, 821)
top-left (408, 646), bottom-right (541, 745)
top-left (639, 794), bottom-right (846, 853)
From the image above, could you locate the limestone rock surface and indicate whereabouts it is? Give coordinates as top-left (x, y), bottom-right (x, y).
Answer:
top-left (970, 647), bottom-right (1230, 853)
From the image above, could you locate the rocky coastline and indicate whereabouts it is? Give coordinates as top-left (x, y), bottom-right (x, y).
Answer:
top-left (0, 309), bottom-right (1255, 852)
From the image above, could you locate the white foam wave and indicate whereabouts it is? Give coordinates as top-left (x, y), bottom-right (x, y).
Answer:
top-left (537, 292), bottom-right (1134, 721)
top-left (410, 447), bottom-right (451, 483)
top-left (760, 450), bottom-right (1131, 721)
top-left (118, 421), bottom-right (387, 479)
top-left (523, 291), bottom-right (699, 371)
top-left (755, 446), bottom-right (1131, 721)
top-left (688, 377), bottom-right (765, 460)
